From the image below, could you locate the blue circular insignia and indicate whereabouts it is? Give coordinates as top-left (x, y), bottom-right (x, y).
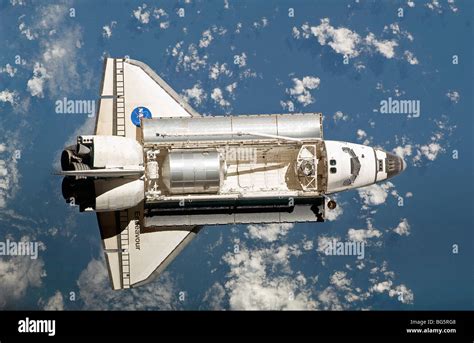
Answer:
top-left (131, 106), bottom-right (152, 127)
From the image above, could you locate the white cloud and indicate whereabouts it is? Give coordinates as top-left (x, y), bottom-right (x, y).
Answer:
top-left (317, 235), bottom-right (339, 254)
top-left (330, 271), bottom-right (352, 290)
top-left (22, 5), bottom-right (86, 99)
top-left (384, 23), bottom-right (414, 42)
top-left (239, 68), bottom-right (257, 80)
top-left (211, 88), bottom-right (230, 107)
top-left (0, 64), bottom-right (17, 77)
top-left (386, 23), bottom-right (402, 35)
top-left (354, 61), bottom-right (366, 72)
top-left (393, 218), bottom-right (410, 236)
top-left (102, 26), bottom-right (112, 38)
top-left (77, 257), bottom-right (179, 310)
top-left (182, 83), bottom-right (207, 107)
top-left (280, 100), bottom-right (294, 111)
top-left (416, 142), bottom-right (442, 161)
top-left (0, 252), bottom-right (46, 308)
top-left (132, 4), bottom-right (150, 24)
top-left (102, 21), bottom-right (117, 39)
top-left (253, 17), bottom-right (269, 29)
top-left (225, 82), bottom-right (237, 94)
top-left (246, 223), bottom-right (294, 242)
top-left (0, 90), bottom-right (18, 106)
top-left (389, 284), bottom-right (414, 304)
top-left (27, 62), bottom-right (49, 98)
top-left (199, 30), bottom-right (213, 48)
top-left (153, 8), bottom-right (168, 20)
top-left (410, 123), bottom-right (450, 166)
top-left (404, 50), bottom-right (419, 65)
top-left (347, 221), bottom-right (382, 242)
top-left (209, 62), bottom-right (232, 80)
top-left (202, 282), bottom-right (226, 310)
top-left (447, 0), bottom-right (458, 13)
top-left (19, 5), bottom-right (68, 41)
top-left (298, 18), bottom-right (417, 61)
top-left (317, 286), bottom-right (344, 310)
top-left (38, 4), bottom-right (68, 29)
top-left (40, 27), bottom-right (84, 96)
top-left (235, 22), bottom-right (242, 34)
top-left (292, 26), bottom-right (300, 39)
top-left (333, 111), bottom-right (348, 122)
top-left (393, 87), bottom-right (405, 97)
top-left (18, 15), bottom-right (38, 40)
top-left (0, 142), bottom-right (21, 209)
top-left (211, 25), bottom-right (227, 36)
top-left (356, 129), bottom-right (367, 140)
top-left (358, 182), bottom-right (395, 207)
top-left (371, 280), bottom-right (392, 293)
top-left (365, 33), bottom-right (398, 59)
top-left (315, 229), bottom-right (416, 308)
top-left (308, 18), bottom-right (361, 57)
top-left (10, 0), bottom-right (26, 6)
top-left (42, 291), bottom-right (65, 310)
top-left (393, 144), bottom-right (413, 159)
top-left (287, 76), bottom-right (320, 106)
top-left (446, 90), bottom-right (460, 103)
top-left (42, 42), bottom-right (67, 62)
top-left (371, 280), bottom-right (414, 304)
top-left (426, 0), bottom-right (442, 13)
top-left (222, 243), bottom-right (317, 310)
top-left (425, 0), bottom-right (457, 13)
top-left (302, 239), bottom-right (314, 251)
top-left (170, 41), bottom-right (208, 72)
top-left (132, 6), bottom-right (168, 28)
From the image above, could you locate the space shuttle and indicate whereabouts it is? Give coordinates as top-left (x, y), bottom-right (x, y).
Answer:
top-left (60, 58), bottom-right (406, 290)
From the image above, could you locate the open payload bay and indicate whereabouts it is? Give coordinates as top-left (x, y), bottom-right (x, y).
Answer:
top-left (140, 113), bottom-right (328, 226)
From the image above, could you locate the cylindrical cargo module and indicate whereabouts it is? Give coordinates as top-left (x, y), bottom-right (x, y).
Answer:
top-left (141, 113), bottom-right (323, 143)
top-left (161, 150), bottom-right (225, 194)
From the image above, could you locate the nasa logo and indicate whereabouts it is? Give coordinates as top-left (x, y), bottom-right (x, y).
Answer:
top-left (131, 106), bottom-right (152, 127)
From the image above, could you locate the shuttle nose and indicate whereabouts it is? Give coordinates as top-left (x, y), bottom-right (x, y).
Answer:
top-left (385, 152), bottom-right (406, 179)
top-left (401, 157), bottom-right (407, 172)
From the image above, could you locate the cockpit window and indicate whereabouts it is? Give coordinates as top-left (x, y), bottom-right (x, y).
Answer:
top-left (342, 147), bottom-right (361, 184)
top-left (350, 157), bottom-right (361, 177)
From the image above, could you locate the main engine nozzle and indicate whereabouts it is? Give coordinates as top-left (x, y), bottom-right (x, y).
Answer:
top-left (61, 144), bottom-right (91, 171)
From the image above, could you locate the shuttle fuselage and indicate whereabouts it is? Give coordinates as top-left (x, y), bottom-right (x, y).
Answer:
top-left (61, 113), bottom-right (405, 225)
